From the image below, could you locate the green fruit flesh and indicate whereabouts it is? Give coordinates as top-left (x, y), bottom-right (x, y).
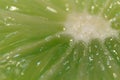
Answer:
top-left (0, 0), bottom-right (120, 80)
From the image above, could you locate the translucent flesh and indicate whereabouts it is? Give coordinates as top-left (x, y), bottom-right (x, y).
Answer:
top-left (0, 0), bottom-right (120, 80)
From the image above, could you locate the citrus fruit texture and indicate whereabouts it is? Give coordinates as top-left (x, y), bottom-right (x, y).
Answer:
top-left (0, 0), bottom-right (120, 80)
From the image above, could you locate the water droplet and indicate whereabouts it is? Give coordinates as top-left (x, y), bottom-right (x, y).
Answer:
top-left (96, 53), bottom-right (99, 56)
top-left (63, 60), bottom-right (69, 65)
top-left (109, 17), bottom-right (116, 22)
top-left (66, 8), bottom-right (69, 11)
top-left (104, 14), bottom-right (108, 19)
top-left (65, 4), bottom-right (70, 11)
top-left (3, 17), bottom-right (15, 26)
top-left (9, 6), bottom-right (19, 11)
top-left (21, 72), bottom-right (24, 76)
top-left (109, 4), bottom-right (113, 9)
top-left (91, 6), bottom-right (95, 10)
top-left (65, 66), bottom-right (70, 71)
top-left (117, 1), bottom-right (120, 5)
top-left (75, 0), bottom-right (78, 4)
top-left (110, 38), bottom-right (113, 41)
top-left (101, 64), bottom-right (105, 71)
top-left (63, 28), bottom-right (66, 31)
top-left (6, 56), bottom-right (10, 60)
top-left (9, 60), bottom-right (15, 65)
top-left (46, 6), bottom-right (57, 13)
top-left (45, 36), bottom-right (52, 41)
top-left (37, 61), bottom-right (41, 66)
top-left (108, 56), bottom-right (113, 61)
top-left (70, 39), bottom-right (73, 42)
top-left (112, 50), bottom-right (118, 55)
top-left (108, 65), bottom-right (112, 68)
top-left (13, 54), bottom-right (20, 58)
top-left (116, 56), bottom-right (120, 61)
top-left (56, 34), bottom-right (61, 38)
top-left (113, 73), bottom-right (117, 78)
top-left (94, 45), bottom-right (98, 48)
top-left (89, 56), bottom-right (93, 62)
top-left (16, 62), bottom-right (20, 67)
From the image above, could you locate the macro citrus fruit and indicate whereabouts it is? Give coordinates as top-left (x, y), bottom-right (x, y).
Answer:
top-left (0, 0), bottom-right (120, 80)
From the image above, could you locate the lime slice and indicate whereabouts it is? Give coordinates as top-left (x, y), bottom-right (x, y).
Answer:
top-left (0, 0), bottom-right (120, 80)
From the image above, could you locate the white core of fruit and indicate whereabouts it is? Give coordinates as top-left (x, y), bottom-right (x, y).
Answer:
top-left (64, 12), bottom-right (119, 42)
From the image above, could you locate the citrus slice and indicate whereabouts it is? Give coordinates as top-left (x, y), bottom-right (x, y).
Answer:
top-left (0, 0), bottom-right (120, 80)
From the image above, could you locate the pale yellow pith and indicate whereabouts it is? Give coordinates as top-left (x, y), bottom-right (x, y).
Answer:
top-left (64, 12), bottom-right (119, 42)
